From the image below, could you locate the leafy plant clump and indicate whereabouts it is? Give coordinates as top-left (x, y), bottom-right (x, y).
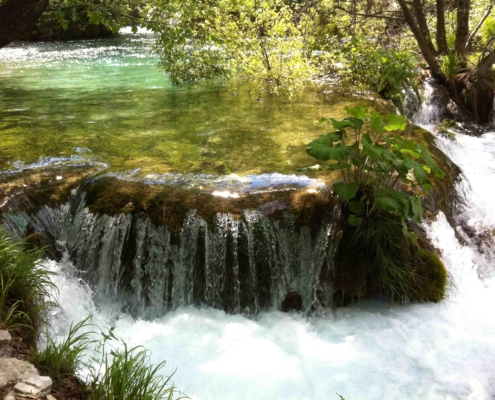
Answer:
top-left (307, 106), bottom-right (448, 302)
top-left (0, 229), bottom-right (56, 345)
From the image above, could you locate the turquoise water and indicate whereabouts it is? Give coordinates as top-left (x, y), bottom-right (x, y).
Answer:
top-left (0, 31), bottom-right (371, 183)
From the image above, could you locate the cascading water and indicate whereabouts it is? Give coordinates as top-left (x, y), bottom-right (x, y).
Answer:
top-left (36, 95), bottom-right (495, 399)
top-left (2, 185), bottom-right (340, 317)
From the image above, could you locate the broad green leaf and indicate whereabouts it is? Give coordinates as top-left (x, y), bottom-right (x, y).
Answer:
top-left (384, 114), bottom-right (407, 131)
top-left (306, 133), bottom-right (350, 161)
top-left (348, 215), bottom-right (363, 226)
top-left (370, 112), bottom-right (384, 134)
top-left (344, 117), bottom-right (364, 130)
top-left (410, 196), bottom-right (423, 223)
top-left (400, 140), bottom-right (421, 159)
top-left (348, 201), bottom-right (365, 214)
top-left (417, 144), bottom-right (445, 178)
top-left (329, 118), bottom-right (354, 131)
top-left (333, 182), bottom-right (359, 201)
top-left (344, 105), bottom-right (368, 119)
top-left (375, 188), bottom-right (410, 216)
top-left (317, 117), bottom-right (327, 125)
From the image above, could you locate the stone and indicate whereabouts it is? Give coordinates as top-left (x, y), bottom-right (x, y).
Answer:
top-left (0, 331), bottom-right (11, 352)
top-left (281, 291), bottom-right (303, 312)
top-left (0, 359), bottom-right (38, 388)
top-left (14, 375), bottom-right (52, 398)
top-left (3, 391), bottom-right (15, 400)
top-left (46, 395), bottom-right (57, 400)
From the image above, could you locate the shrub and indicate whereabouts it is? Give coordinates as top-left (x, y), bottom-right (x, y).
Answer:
top-left (0, 229), bottom-right (56, 344)
top-left (307, 106), bottom-right (448, 302)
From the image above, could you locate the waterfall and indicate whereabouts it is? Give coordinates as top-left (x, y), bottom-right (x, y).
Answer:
top-left (2, 188), bottom-right (341, 317)
top-left (414, 79), bottom-right (444, 127)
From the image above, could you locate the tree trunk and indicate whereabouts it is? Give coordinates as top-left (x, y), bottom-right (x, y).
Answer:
top-left (475, 48), bottom-right (495, 78)
top-left (412, 0), bottom-right (437, 55)
top-left (396, 0), bottom-right (442, 74)
top-left (436, 0), bottom-right (448, 55)
top-left (0, 0), bottom-right (49, 49)
top-left (454, 0), bottom-right (471, 55)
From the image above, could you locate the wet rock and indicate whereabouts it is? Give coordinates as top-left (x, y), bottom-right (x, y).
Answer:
top-left (281, 291), bottom-right (303, 312)
top-left (446, 100), bottom-right (471, 122)
top-left (13, 375), bottom-right (52, 398)
top-left (0, 331), bottom-right (11, 353)
top-left (0, 359), bottom-right (38, 388)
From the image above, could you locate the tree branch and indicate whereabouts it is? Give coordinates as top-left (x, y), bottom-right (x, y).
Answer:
top-left (396, 0), bottom-right (441, 74)
top-left (475, 47), bottom-right (495, 77)
top-left (334, 5), bottom-right (405, 21)
top-left (412, 0), bottom-right (437, 54)
top-left (467, 1), bottom-right (493, 50)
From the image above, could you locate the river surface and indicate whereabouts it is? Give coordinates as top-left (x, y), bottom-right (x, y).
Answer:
top-left (0, 29), bottom-right (371, 183)
top-left (3, 32), bottom-right (495, 400)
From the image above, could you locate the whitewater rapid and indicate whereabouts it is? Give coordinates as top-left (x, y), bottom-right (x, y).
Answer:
top-left (46, 130), bottom-right (495, 400)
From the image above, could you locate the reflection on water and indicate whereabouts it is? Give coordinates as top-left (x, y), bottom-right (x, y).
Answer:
top-left (0, 32), bottom-right (373, 180)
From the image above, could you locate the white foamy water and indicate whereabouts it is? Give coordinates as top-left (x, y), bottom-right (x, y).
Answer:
top-left (45, 118), bottom-right (495, 398)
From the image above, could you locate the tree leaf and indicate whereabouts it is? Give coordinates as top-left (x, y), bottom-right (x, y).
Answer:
top-left (333, 182), bottom-right (359, 201)
top-left (384, 114), bottom-right (407, 131)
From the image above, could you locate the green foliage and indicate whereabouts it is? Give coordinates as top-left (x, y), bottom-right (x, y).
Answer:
top-left (32, 317), bottom-right (95, 383)
top-left (149, 0), bottom-right (319, 97)
top-left (0, 229), bottom-right (56, 345)
top-left (32, 0), bottom-right (145, 39)
top-left (88, 328), bottom-right (181, 400)
top-left (307, 106), bottom-right (444, 228)
top-left (440, 53), bottom-right (460, 80)
top-left (481, 17), bottom-right (495, 45)
top-left (329, 36), bottom-right (419, 107)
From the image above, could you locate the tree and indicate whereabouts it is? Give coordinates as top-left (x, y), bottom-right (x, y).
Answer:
top-left (0, 0), bottom-right (143, 48)
top-left (0, 0), bottom-right (49, 49)
top-left (396, 0), bottom-right (494, 123)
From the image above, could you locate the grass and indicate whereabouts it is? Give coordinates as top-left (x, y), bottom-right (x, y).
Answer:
top-left (32, 317), bottom-right (96, 383)
top-left (336, 213), bottom-right (448, 303)
top-left (0, 228), bottom-right (56, 345)
top-left (88, 331), bottom-right (183, 400)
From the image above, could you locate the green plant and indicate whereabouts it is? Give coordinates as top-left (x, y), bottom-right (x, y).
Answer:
top-left (440, 52), bottom-right (460, 79)
top-left (307, 106), bottom-right (444, 229)
top-left (307, 106), bottom-right (447, 302)
top-left (32, 317), bottom-right (96, 383)
top-left (0, 229), bottom-right (56, 344)
top-left (88, 329), bottom-right (183, 400)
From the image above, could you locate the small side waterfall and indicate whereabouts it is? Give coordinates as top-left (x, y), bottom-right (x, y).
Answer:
top-left (414, 79), bottom-right (444, 126)
top-left (2, 187), bottom-right (341, 318)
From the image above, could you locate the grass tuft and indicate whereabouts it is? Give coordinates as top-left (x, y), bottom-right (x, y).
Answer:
top-left (32, 317), bottom-right (96, 383)
top-left (0, 228), bottom-right (56, 345)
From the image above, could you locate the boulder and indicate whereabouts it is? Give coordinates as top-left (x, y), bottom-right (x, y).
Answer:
top-left (13, 375), bottom-right (52, 398)
top-left (0, 359), bottom-right (38, 388)
top-left (0, 331), bottom-right (11, 353)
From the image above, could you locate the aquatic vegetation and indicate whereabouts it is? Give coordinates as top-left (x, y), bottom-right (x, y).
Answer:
top-left (307, 106), bottom-right (448, 303)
